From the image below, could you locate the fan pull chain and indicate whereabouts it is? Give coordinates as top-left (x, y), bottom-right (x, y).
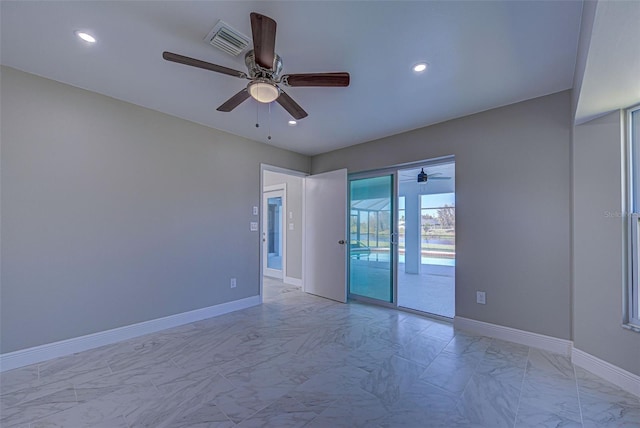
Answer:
top-left (255, 102), bottom-right (259, 128)
top-left (268, 102), bottom-right (272, 140)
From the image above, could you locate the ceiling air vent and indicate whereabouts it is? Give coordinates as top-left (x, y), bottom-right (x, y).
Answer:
top-left (205, 20), bottom-right (250, 56)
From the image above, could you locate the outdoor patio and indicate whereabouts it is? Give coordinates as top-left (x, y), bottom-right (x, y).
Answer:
top-left (349, 255), bottom-right (455, 319)
top-left (397, 262), bottom-right (455, 318)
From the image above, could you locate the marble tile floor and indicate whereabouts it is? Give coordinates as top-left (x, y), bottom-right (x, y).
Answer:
top-left (1, 278), bottom-right (639, 427)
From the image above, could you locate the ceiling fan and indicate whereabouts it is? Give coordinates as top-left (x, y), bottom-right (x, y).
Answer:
top-left (162, 12), bottom-right (350, 120)
top-left (399, 168), bottom-right (452, 183)
top-left (417, 168), bottom-right (451, 183)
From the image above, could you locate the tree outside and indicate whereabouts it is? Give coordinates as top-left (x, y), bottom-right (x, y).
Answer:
top-left (421, 204), bottom-right (455, 258)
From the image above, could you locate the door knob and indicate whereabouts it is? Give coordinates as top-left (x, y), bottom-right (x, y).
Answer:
top-left (338, 240), bottom-right (346, 245)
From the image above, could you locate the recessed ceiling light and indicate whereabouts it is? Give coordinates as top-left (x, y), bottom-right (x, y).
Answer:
top-left (413, 62), bottom-right (428, 73)
top-left (75, 31), bottom-right (96, 43)
top-left (288, 120), bottom-right (297, 126)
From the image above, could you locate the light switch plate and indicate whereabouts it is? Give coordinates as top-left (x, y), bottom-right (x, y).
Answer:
top-left (250, 222), bottom-right (258, 231)
top-left (476, 291), bottom-right (486, 304)
top-left (289, 223), bottom-right (294, 230)
top-left (253, 206), bottom-right (258, 215)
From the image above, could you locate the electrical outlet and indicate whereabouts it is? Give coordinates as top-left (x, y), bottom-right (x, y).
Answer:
top-left (230, 278), bottom-right (237, 288)
top-left (476, 291), bottom-right (486, 304)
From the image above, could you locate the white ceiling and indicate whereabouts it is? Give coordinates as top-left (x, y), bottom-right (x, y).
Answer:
top-left (574, 1), bottom-right (640, 124)
top-left (0, 1), bottom-right (583, 156)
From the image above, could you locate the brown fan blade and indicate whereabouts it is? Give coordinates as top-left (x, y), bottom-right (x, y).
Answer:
top-left (250, 12), bottom-right (277, 70)
top-left (216, 89), bottom-right (251, 112)
top-left (282, 72), bottom-right (350, 87)
top-left (163, 52), bottom-right (246, 78)
top-left (276, 90), bottom-right (308, 120)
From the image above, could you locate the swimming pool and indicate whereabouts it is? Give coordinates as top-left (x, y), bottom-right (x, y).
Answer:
top-left (352, 252), bottom-right (455, 267)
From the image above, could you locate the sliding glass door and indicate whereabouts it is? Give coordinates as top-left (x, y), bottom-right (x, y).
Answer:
top-left (348, 175), bottom-right (394, 303)
top-left (348, 159), bottom-right (456, 318)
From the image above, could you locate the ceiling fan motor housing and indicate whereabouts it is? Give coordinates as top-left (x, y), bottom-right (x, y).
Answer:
top-left (417, 168), bottom-right (429, 183)
top-left (245, 50), bottom-right (283, 81)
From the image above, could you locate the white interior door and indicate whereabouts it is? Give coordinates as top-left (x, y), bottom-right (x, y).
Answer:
top-left (263, 187), bottom-right (286, 279)
top-left (304, 169), bottom-right (348, 302)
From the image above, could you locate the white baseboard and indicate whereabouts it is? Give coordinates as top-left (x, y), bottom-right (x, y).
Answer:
top-left (284, 276), bottom-right (302, 287)
top-left (0, 295), bottom-right (261, 372)
top-left (572, 347), bottom-right (640, 398)
top-left (453, 316), bottom-right (573, 357)
top-left (453, 317), bottom-right (640, 398)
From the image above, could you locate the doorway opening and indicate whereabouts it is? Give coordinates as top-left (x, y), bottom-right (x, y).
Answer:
top-left (347, 158), bottom-right (455, 319)
top-left (397, 162), bottom-right (455, 318)
top-left (261, 166), bottom-right (307, 299)
top-left (263, 186), bottom-right (285, 279)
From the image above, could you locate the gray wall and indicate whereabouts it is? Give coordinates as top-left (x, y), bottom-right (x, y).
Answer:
top-left (0, 66), bottom-right (310, 354)
top-left (263, 171), bottom-right (304, 281)
top-left (573, 111), bottom-right (640, 375)
top-left (313, 91), bottom-right (572, 340)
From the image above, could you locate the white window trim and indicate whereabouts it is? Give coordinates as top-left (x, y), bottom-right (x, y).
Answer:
top-left (626, 104), bottom-right (640, 330)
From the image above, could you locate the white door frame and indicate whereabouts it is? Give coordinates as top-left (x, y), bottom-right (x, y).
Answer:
top-left (263, 185), bottom-right (287, 279)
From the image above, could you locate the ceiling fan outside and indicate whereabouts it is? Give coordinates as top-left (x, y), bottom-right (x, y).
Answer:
top-left (399, 168), bottom-right (451, 183)
top-left (162, 12), bottom-right (350, 120)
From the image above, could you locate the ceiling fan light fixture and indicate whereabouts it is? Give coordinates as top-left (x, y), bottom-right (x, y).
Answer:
top-left (248, 80), bottom-right (280, 103)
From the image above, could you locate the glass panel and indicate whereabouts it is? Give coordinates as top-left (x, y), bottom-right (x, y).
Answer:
top-left (397, 163), bottom-right (456, 318)
top-left (635, 215), bottom-right (640, 324)
top-left (349, 175), bottom-right (393, 302)
top-left (267, 196), bottom-right (282, 270)
top-left (636, 110), bottom-right (640, 323)
top-left (633, 109), bottom-right (640, 213)
top-left (632, 108), bottom-right (640, 325)
top-left (420, 193), bottom-right (456, 266)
